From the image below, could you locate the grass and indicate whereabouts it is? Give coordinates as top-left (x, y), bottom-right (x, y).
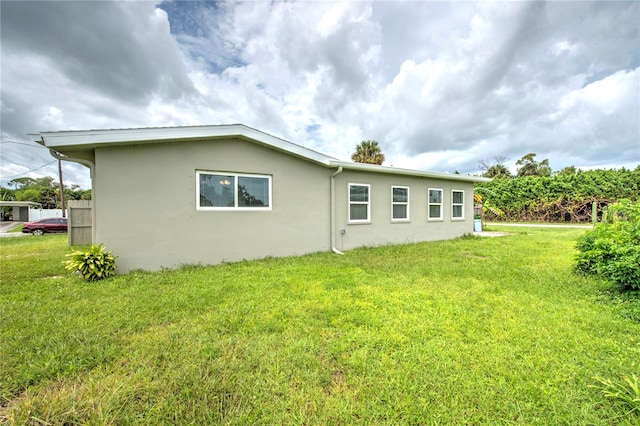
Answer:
top-left (591, 375), bottom-right (640, 417)
top-left (3, 223), bottom-right (23, 233)
top-left (1, 228), bottom-right (639, 424)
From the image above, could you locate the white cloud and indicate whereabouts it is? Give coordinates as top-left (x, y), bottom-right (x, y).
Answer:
top-left (544, 68), bottom-right (640, 162)
top-left (1, 0), bottom-right (638, 190)
top-left (577, 69), bottom-right (636, 115)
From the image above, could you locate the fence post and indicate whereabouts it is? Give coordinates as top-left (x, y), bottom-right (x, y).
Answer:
top-left (592, 201), bottom-right (597, 225)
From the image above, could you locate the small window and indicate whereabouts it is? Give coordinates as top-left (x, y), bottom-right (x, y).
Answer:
top-left (428, 188), bottom-right (443, 220)
top-left (197, 171), bottom-right (271, 210)
top-left (391, 186), bottom-right (410, 222)
top-left (349, 183), bottom-right (370, 223)
top-left (452, 190), bottom-right (464, 220)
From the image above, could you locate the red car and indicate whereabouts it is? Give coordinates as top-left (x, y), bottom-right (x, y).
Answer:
top-left (22, 218), bottom-right (68, 236)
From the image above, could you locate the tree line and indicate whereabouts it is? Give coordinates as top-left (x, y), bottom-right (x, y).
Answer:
top-left (1, 177), bottom-right (91, 210)
top-left (477, 154), bottom-right (640, 222)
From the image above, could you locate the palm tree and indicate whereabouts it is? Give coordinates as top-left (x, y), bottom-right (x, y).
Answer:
top-left (351, 140), bottom-right (385, 165)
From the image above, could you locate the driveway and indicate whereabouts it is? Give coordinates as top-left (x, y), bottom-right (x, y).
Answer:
top-left (0, 222), bottom-right (28, 238)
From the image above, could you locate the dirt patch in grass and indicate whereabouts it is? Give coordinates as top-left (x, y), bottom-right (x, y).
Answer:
top-left (474, 231), bottom-right (510, 237)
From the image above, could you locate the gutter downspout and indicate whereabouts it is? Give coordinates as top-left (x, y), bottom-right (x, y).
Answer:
top-left (330, 166), bottom-right (344, 255)
top-left (47, 149), bottom-right (95, 176)
top-left (47, 147), bottom-right (96, 244)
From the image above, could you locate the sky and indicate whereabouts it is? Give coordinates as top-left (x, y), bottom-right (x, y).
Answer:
top-left (1, 0), bottom-right (639, 190)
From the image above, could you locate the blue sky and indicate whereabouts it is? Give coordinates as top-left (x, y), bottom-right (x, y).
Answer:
top-left (1, 0), bottom-right (639, 189)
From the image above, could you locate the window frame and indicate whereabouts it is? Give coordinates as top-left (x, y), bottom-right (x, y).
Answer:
top-left (427, 188), bottom-right (443, 221)
top-left (196, 170), bottom-right (272, 211)
top-left (451, 189), bottom-right (465, 220)
top-left (391, 185), bottom-right (410, 222)
top-left (348, 183), bottom-right (371, 224)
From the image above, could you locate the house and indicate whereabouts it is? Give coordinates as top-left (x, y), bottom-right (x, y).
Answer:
top-left (32, 124), bottom-right (490, 272)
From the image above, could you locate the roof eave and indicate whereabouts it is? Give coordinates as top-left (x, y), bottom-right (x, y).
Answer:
top-left (330, 161), bottom-right (492, 183)
top-left (28, 133), bottom-right (44, 146)
top-left (35, 124), bottom-right (335, 167)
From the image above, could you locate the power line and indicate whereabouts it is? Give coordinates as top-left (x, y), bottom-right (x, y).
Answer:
top-left (1, 140), bottom-right (58, 179)
top-left (0, 140), bottom-right (47, 149)
top-left (0, 160), bottom-right (58, 179)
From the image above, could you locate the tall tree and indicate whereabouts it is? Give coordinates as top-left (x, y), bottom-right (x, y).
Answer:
top-left (351, 140), bottom-right (385, 165)
top-left (557, 165), bottom-right (577, 176)
top-left (516, 153), bottom-right (551, 177)
top-left (3, 175), bottom-right (91, 209)
top-left (7, 177), bottom-right (36, 190)
top-left (480, 156), bottom-right (512, 179)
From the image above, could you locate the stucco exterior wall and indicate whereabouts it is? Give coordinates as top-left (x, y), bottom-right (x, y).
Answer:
top-left (93, 137), bottom-right (477, 272)
top-left (94, 139), bottom-right (333, 272)
top-left (333, 170), bottom-right (475, 252)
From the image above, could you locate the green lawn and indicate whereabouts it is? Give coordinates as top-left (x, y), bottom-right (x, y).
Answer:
top-left (1, 229), bottom-right (638, 425)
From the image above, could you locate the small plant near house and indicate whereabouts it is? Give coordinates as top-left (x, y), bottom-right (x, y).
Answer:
top-left (63, 244), bottom-right (117, 282)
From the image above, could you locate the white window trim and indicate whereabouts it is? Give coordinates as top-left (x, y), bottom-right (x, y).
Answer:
top-left (196, 170), bottom-right (272, 211)
top-left (451, 189), bottom-right (465, 220)
top-left (391, 186), bottom-right (410, 222)
top-left (348, 183), bottom-right (371, 224)
top-left (428, 188), bottom-right (444, 221)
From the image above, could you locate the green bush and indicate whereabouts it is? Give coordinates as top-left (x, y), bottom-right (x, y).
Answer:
top-left (63, 244), bottom-right (117, 282)
top-left (575, 200), bottom-right (640, 291)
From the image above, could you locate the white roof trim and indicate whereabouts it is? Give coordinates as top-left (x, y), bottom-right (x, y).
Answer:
top-left (35, 124), bottom-right (335, 166)
top-left (330, 161), bottom-right (491, 183)
top-left (33, 124), bottom-right (490, 183)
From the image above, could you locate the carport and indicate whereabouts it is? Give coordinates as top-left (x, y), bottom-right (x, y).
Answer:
top-left (0, 201), bottom-right (41, 222)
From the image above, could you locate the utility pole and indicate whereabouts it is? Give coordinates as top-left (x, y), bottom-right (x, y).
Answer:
top-left (58, 158), bottom-right (66, 218)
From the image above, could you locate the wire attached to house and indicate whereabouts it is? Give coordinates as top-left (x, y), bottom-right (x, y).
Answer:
top-left (0, 160), bottom-right (57, 179)
top-left (0, 140), bottom-right (48, 148)
top-left (1, 140), bottom-right (58, 179)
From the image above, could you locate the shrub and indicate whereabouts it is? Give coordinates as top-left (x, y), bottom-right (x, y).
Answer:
top-left (575, 200), bottom-right (640, 291)
top-left (64, 244), bottom-right (117, 282)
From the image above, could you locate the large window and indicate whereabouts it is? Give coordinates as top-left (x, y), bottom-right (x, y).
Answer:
top-left (197, 171), bottom-right (271, 210)
top-left (349, 183), bottom-right (370, 223)
top-left (452, 190), bottom-right (464, 220)
top-left (428, 188), bottom-right (443, 220)
top-left (391, 186), bottom-right (410, 222)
